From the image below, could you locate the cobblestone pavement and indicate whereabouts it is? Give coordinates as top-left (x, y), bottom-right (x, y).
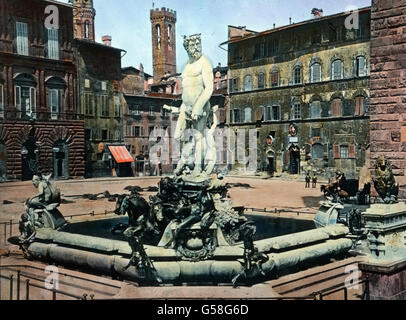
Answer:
top-left (0, 176), bottom-right (323, 223)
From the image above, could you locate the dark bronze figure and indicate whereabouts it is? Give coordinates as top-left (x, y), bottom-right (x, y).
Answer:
top-left (373, 155), bottom-right (399, 204)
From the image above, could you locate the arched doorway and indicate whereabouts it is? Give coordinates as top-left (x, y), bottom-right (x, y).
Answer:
top-left (287, 144), bottom-right (300, 174)
top-left (53, 141), bottom-right (69, 179)
top-left (266, 149), bottom-right (275, 176)
top-left (21, 139), bottom-right (37, 181)
top-left (0, 142), bottom-right (7, 181)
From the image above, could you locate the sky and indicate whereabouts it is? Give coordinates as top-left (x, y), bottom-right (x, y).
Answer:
top-left (61, 0), bottom-right (372, 75)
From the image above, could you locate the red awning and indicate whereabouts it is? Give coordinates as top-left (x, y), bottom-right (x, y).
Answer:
top-left (108, 146), bottom-right (134, 164)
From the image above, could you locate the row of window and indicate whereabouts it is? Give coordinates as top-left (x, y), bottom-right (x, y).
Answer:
top-left (16, 21), bottom-right (60, 60)
top-left (230, 56), bottom-right (368, 92)
top-left (86, 128), bottom-right (122, 142)
top-left (126, 126), bottom-right (168, 138)
top-left (155, 24), bottom-right (174, 50)
top-left (82, 93), bottom-right (121, 117)
top-left (230, 96), bottom-right (367, 123)
top-left (0, 85), bottom-right (120, 120)
top-left (232, 21), bottom-right (368, 64)
top-left (307, 143), bottom-right (356, 160)
top-left (13, 85), bottom-right (65, 119)
top-left (84, 79), bottom-right (108, 91)
top-left (128, 105), bottom-right (169, 118)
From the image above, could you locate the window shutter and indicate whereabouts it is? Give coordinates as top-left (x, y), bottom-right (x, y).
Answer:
top-left (355, 97), bottom-right (360, 115)
top-left (15, 86), bottom-right (21, 109)
top-left (47, 28), bottom-right (59, 60)
top-left (30, 87), bottom-right (36, 113)
top-left (357, 57), bottom-right (366, 77)
top-left (0, 85), bottom-right (3, 111)
top-left (305, 144), bottom-right (311, 160)
top-left (255, 107), bottom-right (264, 121)
top-left (265, 106), bottom-right (271, 121)
top-left (332, 99), bottom-right (342, 117)
top-left (333, 144), bottom-right (340, 159)
top-left (349, 144), bottom-right (355, 159)
top-left (23, 23), bottom-right (28, 55)
top-left (16, 22), bottom-right (29, 55)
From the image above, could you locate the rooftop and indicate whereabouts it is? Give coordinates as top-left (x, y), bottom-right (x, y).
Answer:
top-left (223, 6), bottom-right (371, 45)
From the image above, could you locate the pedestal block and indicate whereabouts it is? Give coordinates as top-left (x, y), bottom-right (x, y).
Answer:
top-left (359, 202), bottom-right (406, 300)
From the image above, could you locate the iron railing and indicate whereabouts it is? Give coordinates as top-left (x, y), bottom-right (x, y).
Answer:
top-left (0, 265), bottom-right (121, 300)
top-left (312, 277), bottom-right (370, 300)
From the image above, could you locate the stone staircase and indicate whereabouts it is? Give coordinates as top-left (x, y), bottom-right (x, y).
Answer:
top-left (0, 256), bottom-right (122, 300)
top-left (270, 257), bottom-right (367, 300)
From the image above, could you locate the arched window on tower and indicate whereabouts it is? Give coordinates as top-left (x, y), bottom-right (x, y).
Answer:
top-left (156, 25), bottom-right (161, 50)
top-left (84, 21), bottom-right (90, 39)
top-left (168, 24), bottom-right (172, 47)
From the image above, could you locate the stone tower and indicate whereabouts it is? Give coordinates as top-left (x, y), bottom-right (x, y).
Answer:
top-left (150, 7), bottom-right (177, 83)
top-left (73, 0), bottom-right (96, 41)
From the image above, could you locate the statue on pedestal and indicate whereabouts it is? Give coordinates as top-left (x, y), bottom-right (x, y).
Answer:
top-left (164, 33), bottom-right (216, 181)
top-left (373, 155), bottom-right (399, 204)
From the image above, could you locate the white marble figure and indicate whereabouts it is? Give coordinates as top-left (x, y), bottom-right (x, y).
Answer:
top-left (203, 105), bottom-right (219, 176)
top-left (163, 34), bottom-right (215, 180)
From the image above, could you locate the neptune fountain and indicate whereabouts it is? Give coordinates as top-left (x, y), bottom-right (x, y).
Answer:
top-left (15, 34), bottom-right (354, 286)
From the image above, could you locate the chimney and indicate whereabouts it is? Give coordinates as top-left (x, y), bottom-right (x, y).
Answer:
top-left (102, 35), bottom-right (112, 46)
top-left (289, 17), bottom-right (292, 24)
top-left (311, 8), bottom-right (323, 19)
top-left (273, 23), bottom-right (276, 29)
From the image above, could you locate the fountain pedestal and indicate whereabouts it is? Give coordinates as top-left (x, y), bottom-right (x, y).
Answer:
top-left (359, 202), bottom-right (406, 300)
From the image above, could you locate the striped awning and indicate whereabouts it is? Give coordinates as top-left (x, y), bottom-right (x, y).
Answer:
top-left (108, 146), bottom-right (134, 164)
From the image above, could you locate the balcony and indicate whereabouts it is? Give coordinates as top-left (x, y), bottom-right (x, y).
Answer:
top-left (0, 109), bottom-right (84, 122)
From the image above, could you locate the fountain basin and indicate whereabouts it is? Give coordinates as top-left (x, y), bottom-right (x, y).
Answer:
top-left (24, 224), bottom-right (353, 285)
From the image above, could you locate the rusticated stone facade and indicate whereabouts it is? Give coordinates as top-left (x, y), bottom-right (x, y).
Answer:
top-left (0, 0), bottom-right (84, 181)
top-left (370, 0), bottom-right (406, 198)
top-left (0, 121), bottom-right (85, 180)
top-left (227, 8), bottom-right (371, 179)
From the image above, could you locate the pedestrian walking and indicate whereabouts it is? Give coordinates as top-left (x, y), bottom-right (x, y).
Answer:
top-left (312, 175), bottom-right (318, 188)
top-left (305, 172), bottom-right (311, 188)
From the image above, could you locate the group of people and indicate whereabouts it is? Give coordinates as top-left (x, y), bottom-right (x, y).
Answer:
top-left (305, 172), bottom-right (318, 189)
top-left (133, 151), bottom-right (162, 177)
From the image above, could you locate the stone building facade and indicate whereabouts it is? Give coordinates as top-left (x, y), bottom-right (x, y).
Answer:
top-left (74, 39), bottom-right (125, 178)
top-left (0, 0), bottom-right (84, 181)
top-left (72, 0), bottom-right (127, 178)
top-left (370, 0), bottom-right (406, 198)
top-left (122, 93), bottom-right (182, 175)
top-left (226, 8), bottom-right (371, 178)
top-left (121, 66), bottom-right (152, 96)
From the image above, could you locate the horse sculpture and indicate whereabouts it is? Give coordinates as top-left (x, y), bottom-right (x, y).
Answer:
top-left (113, 193), bottom-right (162, 283)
